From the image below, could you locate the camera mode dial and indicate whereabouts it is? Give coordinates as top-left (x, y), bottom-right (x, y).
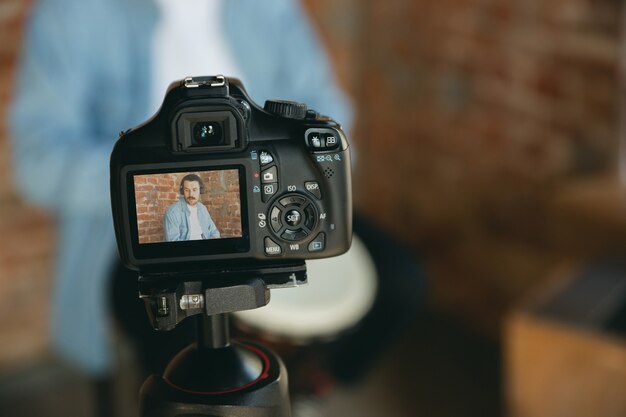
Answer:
top-left (264, 100), bottom-right (307, 119)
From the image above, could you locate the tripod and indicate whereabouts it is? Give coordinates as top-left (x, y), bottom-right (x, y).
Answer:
top-left (137, 262), bottom-right (307, 417)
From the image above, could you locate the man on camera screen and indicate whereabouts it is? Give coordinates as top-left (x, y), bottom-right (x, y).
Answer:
top-left (164, 174), bottom-right (220, 241)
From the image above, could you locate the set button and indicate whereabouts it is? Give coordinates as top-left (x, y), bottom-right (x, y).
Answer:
top-left (285, 209), bottom-right (303, 227)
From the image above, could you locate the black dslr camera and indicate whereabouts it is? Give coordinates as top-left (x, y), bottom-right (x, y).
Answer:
top-left (110, 76), bottom-right (352, 416)
top-left (111, 75), bottom-right (352, 276)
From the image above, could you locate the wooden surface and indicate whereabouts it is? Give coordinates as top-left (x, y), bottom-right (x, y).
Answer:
top-left (505, 265), bottom-right (626, 417)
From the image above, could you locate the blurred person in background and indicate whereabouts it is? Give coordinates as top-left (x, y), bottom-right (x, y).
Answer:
top-left (10, 0), bottom-right (422, 415)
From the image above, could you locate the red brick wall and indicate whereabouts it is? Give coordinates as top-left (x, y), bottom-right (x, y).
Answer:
top-left (0, 0), bottom-right (55, 367)
top-left (133, 171), bottom-right (242, 243)
top-left (305, 0), bottom-right (625, 334)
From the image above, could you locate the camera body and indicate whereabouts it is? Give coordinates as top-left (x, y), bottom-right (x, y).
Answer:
top-left (111, 76), bottom-right (352, 275)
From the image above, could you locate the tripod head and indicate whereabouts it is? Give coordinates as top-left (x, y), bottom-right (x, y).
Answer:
top-left (138, 261), bottom-right (306, 417)
top-left (138, 260), bottom-right (307, 331)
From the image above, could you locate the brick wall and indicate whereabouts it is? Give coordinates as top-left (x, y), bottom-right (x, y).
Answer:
top-left (134, 171), bottom-right (242, 243)
top-left (305, 0), bottom-right (626, 334)
top-left (0, 0), bottom-right (54, 367)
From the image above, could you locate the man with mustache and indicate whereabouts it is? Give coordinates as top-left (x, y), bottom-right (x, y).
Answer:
top-left (164, 174), bottom-right (220, 241)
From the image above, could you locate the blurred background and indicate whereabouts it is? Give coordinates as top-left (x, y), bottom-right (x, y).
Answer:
top-left (1, 0), bottom-right (625, 416)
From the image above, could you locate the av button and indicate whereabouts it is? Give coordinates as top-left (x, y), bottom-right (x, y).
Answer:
top-left (308, 233), bottom-right (326, 252)
top-left (264, 237), bottom-right (282, 256)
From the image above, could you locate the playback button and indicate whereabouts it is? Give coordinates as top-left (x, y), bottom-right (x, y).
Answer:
top-left (264, 237), bottom-right (282, 256)
top-left (308, 233), bottom-right (325, 252)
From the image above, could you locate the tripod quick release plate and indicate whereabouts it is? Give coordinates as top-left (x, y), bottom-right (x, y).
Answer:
top-left (139, 261), bottom-right (307, 331)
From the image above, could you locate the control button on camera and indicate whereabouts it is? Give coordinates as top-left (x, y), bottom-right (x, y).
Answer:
top-left (307, 132), bottom-right (324, 149)
top-left (304, 181), bottom-right (322, 199)
top-left (270, 206), bottom-right (282, 232)
top-left (281, 229), bottom-right (308, 241)
top-left (294, 230), bottom-right (308, 240)
top-left (264, 237), bottom-right (282, 256)
top-left (285, 209), bottom-right (303, 227)
top-left (262, 183), bottom-right (278, 202)
top-left (261, 166), bottom-right (278, 184)
top-left (308, 233), bottom-right (326, 252)
top-left (323, 133), bottom-right (339, 149)
top-left (279, 195), bottom-right (306, 207)
top-left (259, 151), bottom-right (274, 166)
top-left (304, 205), bottom-right (317, 230)
top-left (264, 100), bottom-right (307, 119)
top-left (281, 229), bottom-right (298, 241)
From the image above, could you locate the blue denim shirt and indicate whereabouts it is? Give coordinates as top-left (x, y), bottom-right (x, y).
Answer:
top-left (10, 0), bottom-right (352, 374)
top-left (164, 199), bottom-right (220, 241)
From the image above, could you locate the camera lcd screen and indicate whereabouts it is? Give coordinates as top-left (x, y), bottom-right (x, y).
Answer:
top-left (133, 169), bottom-right (243, 245)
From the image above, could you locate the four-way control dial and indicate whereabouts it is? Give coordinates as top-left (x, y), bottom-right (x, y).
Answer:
top-left (269, 194), bottom-right (318, 242)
